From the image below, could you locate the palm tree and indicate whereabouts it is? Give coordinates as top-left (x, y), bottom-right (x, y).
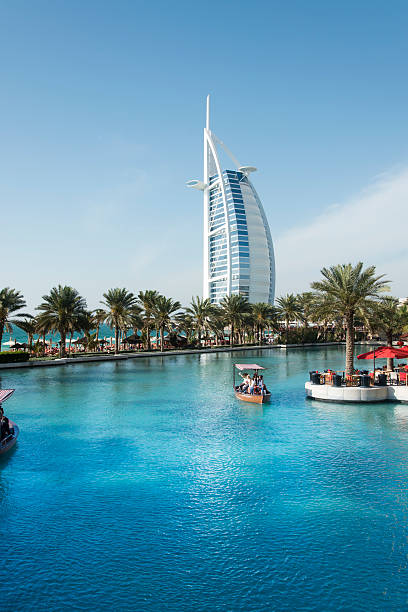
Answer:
top-left (219, 295), bottom-right (251, 346)
top-left (152, 296), bottom-right (181, 352)
top-left (297, 292), bottom-right (315, 327)
top-left (34, 315), bottom-right (52, 356)
top-left (175, 312), bottom-right (195, 345)
top-left (207, 307), bottom-right (225, 346)
top-left (16, 316), bottom-right (37, 352)
top-left (296, 292), bottom-right (319, 342)
top-left (92, 308), bottom-right (107, 344)
top-left (185, 296), bottom-right (216, 346)
top-left (275, 294), bottom-right (302, 343)
top-left (138, 290), bottom-right (160, 350)
top-left (0, 287), bottom-right (28, 351)
top-left (128, 305), bottom-right (143, 347)
top-left (75, 310), bottom-right (96, 352)
top-left (251, 302), bottom-right (277, 345)
top-left (100, 288), bottom-right (139, 354)
top-left (36, 286), bottom-right (87, 358)
top-left (311, 263), bottom-right (389, 375)
top-left (369, 297), bottom-right (408, 370)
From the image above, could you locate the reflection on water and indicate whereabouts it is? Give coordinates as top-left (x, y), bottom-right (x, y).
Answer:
top-left (0, 345), bottom-right (408, 610)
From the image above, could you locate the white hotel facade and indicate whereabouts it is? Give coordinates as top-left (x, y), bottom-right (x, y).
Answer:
top-left (187, 96), bottom-right (275, 304)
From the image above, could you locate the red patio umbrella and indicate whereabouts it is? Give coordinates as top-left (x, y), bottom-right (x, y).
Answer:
top-left (357, 346), bottom-right (408, 360)
top-left (357, 346), bottom-right (408, 373)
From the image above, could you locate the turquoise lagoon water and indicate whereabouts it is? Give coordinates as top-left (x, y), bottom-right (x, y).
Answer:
top-left (1, 346), bottom-right (408, 611)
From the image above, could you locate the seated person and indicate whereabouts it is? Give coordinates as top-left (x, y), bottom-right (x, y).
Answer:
top-left (259, 376), bottom-right (269, 395)
top-left (238, 372), bottom-right (250, 393)
top-left (1, 416), bottom-right (10, 439)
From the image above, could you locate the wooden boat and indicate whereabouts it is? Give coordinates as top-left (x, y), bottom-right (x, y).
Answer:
top-left (0, 421), bottom-right (19, 455)
top-left (0, 389), bottom-right (19, 456)
top-left (233, 363), bottom-right (271, 404)
top-left (234, 389), bottom-right (271, 404)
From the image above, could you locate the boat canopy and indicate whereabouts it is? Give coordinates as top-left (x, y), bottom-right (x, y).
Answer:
top-left (235, 364), bottom-right (265, 371)
top-left (0, 389), bottom-right (15, 404)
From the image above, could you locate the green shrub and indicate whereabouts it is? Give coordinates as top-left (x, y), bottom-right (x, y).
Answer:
top-left (0, 351), bottom-right (30, 363)
top-left (277, 328), bottom-right (334, 344)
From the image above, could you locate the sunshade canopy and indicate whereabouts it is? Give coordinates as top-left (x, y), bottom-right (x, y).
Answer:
top-left (357, 346), bottom-right (408, 360)
top-left (235, 363), bottom-right (265, 371)
top-left (0, 389), bottom-right (15, 403)
top-left (123, 334), bottom-right (143, 343)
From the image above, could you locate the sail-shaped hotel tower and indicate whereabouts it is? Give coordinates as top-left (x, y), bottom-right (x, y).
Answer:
top-left (187, 96), bottom-right (275, 304)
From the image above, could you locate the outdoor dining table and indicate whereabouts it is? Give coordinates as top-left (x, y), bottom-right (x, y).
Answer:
top-left (345, 374), bottom-right (372, 387)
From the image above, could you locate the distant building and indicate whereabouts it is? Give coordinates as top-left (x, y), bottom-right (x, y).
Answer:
top-left (187, 96), bottom-right (275, 304)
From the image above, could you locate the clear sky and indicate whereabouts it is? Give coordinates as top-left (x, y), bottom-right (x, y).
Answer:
top-left (1, 0), bottom-right (408, 310)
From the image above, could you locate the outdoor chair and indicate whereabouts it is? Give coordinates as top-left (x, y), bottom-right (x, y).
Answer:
top-left (399, 372), bottom-right (407, 385)
top-left (389, 372), bottom-right (399, 385)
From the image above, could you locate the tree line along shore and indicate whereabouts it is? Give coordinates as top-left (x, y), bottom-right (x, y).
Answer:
top-left (0, 263), bottom-right (406, 374)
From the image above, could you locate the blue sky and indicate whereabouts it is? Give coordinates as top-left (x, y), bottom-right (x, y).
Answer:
top-left (1, 0), bottom-right (408, 310)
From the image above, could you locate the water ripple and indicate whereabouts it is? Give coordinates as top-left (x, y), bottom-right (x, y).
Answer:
top-left (1, 347), bottom-right (408, 610)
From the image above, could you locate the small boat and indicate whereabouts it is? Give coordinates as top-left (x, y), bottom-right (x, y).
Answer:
top-left (233, 363), bottom-right (271, 404)
top-left (0, 389), bottom-right (19, 455)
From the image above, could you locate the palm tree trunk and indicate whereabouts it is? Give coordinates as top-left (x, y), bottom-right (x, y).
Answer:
top-left (95, 325), bottom-right (100, 351)
top-left (68, 331), bottom-right (73, 355)
top-left (387, 331), bottom-right (394, 371)
top-left (146, 325), bottom-right (151, 351)
top-left (60, 330), bottom-right (66, 358)
top-left (285, 317), bottom-right (289, 343)
top-left (0, 321), bottom-right (4, 353)
top-left (345, 313), bottom-right (355, 376)
top-left (115, 325), bottom-right (119, 354)
top-left (160, 326), bottom-right (164, 352)
top-left (230, 323), bottom-right (234, 347)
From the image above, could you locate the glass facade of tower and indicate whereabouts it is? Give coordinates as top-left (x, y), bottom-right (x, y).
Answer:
top-left (208, 170), bottom-right (275, 304)
top-left (187, 97), bottom-right (275, 305)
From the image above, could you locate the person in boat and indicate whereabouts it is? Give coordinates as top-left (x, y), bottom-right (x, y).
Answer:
top-left (258, 375), bottom-right (269, 395)
top-left (253, 377), bottom-right (262, 395)
top-left (248, 376), bottom-right (256, 395)
top-left (0, 414), bottom-right (10, 439)
top-left (238, 372), bottom-right (251, 393)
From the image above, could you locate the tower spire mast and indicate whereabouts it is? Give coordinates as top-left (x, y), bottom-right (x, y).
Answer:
top-left (206, 94), bottom-right (210, 131)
